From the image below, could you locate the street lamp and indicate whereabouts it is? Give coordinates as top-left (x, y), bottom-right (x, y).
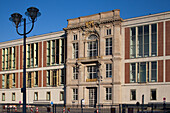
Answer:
top-left (97, 62), bottom-right (102, 113)
top-left (9, 7), bottom-right (41, 113)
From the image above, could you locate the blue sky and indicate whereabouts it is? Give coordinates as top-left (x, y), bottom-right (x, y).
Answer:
top-left (0, 0), bottom-right (169, 42)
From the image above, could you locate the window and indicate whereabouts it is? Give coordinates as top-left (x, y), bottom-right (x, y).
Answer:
top-left (46, 70), bottom-right (50, 86)
top-left (73, 67), bottom-right (78, 79)
top-left (47, 39), bottom-right (65, 65)
top-left (12, 74), bottom-right (16, 88)
top-left (130, 89), bottom-right (136, 100)
top-left (47, 41), bottom-right (50, 66)
top-left (46, 92), bottom-right (51, 101)
top-left (106, 38), bottom-right (112, 55)
top-left (87, 41), bottom-right (98, 57)
top-left (2, 49), bottom-right (5, 70)
top-left (34, 71), bottom-right (38, 86)
top-left (106, 88), bottom-right (112, 100)
top-left (2, 93), bottom-right (5, 101)
top-left (130, 24), bottom-right (157, 58)
top-left (73, 34), bottom-right (77, 40)
top-left (12, 93), bottom-right (15, 101)
top-left (60, 39), bottom-right (65, 64)
top-left (73, 89), bottom-right (78, 100)
top-left (27, 43), bottom-right (38, 68)
top-left (34, 92), bottom-right (38, 101)
top-left (60, 69), bottom-right (65, 85)
top-left (73, 43), bottom-right (78, 59)
top-left (87, 66), bottom-right (97, 79)
top-left (106, 64), bottom-right (112, 78)
top-left (2, 74), bottom-right (5, 88)
top-left (130, 61), bottom-right (157, 83)
top-left (12, 47), bottom-right (15, 69)
top-left (150, 89), bottom-right (156, 100)
top-left (6, 74), bottom-right (10, 88)
top-left (60, 91), bottom-right (64, 101)
top-left (130, 63), bottom-right (136, 82)
top-left (107, 29), bottom-right (111, 35)
top-left (5, 48), bottom-right (8, 70)
top-left (52, 70), bottom-right (57, 86)
top-left (27, 73), bottom-right (32, 88)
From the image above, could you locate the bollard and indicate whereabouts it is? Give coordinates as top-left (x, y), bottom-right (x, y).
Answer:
top-left (63, 107), bottom-right (65, 113)
top-left (96, 109), bottom-right (98, 113)
top-left (31, 107), bottom-right (33, 113)
top-left (68, 108), bottom-right (70, 113)
top-left (36, 107), bottom-right (38, 113)
top-left (15, 107), bottom-right (17, 112)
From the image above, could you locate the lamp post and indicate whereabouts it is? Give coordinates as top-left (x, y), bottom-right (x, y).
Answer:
top-left (9, 7), bottom-right (41, 113)
top-left (97, 62), bottom-right (102, 113)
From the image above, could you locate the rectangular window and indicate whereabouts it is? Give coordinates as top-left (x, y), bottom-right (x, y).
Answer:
top-left (60, 69), bottom-right (65, 85)
top-left (52, 70), bottom-right (57, 86)
top-left (35, 43), bottom-right (38, 67)
top-left (46, 70), bottom-right (50, 86)
top-left (87, 41), bottom-right (98, 57)
top-left (130, 61), bottom-right (157, 83)
top-left (30, 43), bottom-right (34, 67)
top-left (12, 47), bottom-right (15, 69)
top-left (27, 44), bottom-right (30, 68)
top-left (73, 89), bottom-right (78, 100)
top-left (12, 93), bottom-right (15, 101)
top-left (130, 63), bottom-right (136, 82)
top-left (12, 73), bottom-right (16, 88)
top-left (151, 62), bottom-right (157, 82)
top-left (2, 93), bottom-right (5, 101)
top-left (60, 91), bottom-right (64, 101)
top-left (34, 71), bottom-right (38, 86)
top-left (46, 92), bottom-right (51, 101)
top-left (34, 92), bottom-right (38, 101)
top-left (73, 67), bottom-right (78, 79)
top-left (73, 34), bottom-right (77, 40)
top-left (47, 41), bottom-right (50, 66)
top-left (106, 38), bottom-right (112, 55)
top-left (56, 40), bottom-right (60, 64)
top-left (2, 49), bottom-right (5, 70)
top-left (130, 24), bottom-right (157, 58)
top-left (151, 24), bottom-right (157, 56)
top-left (150, 89), bottom-right (156, 100)
top-left (106, 64), bottom-right (112, 78)
top-left (5, 48), bottom-right (8, 69)
top-left (73, 43), bottom-right (78, 59)
top-left (6, 74), bottom-right (10, 89)
top-left (27, 73), bottom-right (32, 88)
top-left (106, 88), bottom-right (112, 100)
top-left (52, 40), bottom-right (55, 64)
top-left (2, 74), bottom-right (5, 88)
top-left (130, 89), bottom-right (136, 100)
top-left (107, 29), bottom-right (111, 35)
top-left (60, 39), bottom-right (65, 64)
top-left (130, 27), bottom-right (136, 58)
top-left (87, 66), bottom-right (97, 79)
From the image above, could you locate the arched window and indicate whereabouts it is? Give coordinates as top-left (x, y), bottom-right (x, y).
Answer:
top-left (87, 35), bottom-right (98, 57)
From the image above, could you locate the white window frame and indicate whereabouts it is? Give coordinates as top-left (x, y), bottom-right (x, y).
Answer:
top-left (73, 43), bottom-right (78, 59)
top-left (106, 38), bottom-right (112, 55)
top-left (106, 64), bottom-right (112, 78)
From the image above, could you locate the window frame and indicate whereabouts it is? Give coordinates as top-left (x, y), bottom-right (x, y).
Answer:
top-left (60, 91), bottom-right (64, 101)
top-left (73, 88), bottom-right (78, 100)
top-left (34, 92), bottom-right (38, 101)
top-left (106, 64), bottom-right (112, 78)
top-left (150, 89), bottom-right (157, 100)
top-left (46, 92), bottom-right (51, 101)
top-left (12, 92), bottom-right (15, 101)
top-left (130, 89), bottom-right (136, 101)
top-left (105, 38), bottom-right (112, 55)
top-left (106, 87), bottom-right (112, 100)
top-left (130, 24), bottom-right (157, 58)
top-left (2, 93), bottom-right (5, 101)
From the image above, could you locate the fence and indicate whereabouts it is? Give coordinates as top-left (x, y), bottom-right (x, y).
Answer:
top-left (1, 103), bottom-right (170, 113)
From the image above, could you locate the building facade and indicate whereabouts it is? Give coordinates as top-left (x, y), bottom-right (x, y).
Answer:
top-left (0, 9), bottom-right (170, 107)
top-left (0, 31), bottom-right (66, 104)
top-left (64, 9), bottom-right (122, 106)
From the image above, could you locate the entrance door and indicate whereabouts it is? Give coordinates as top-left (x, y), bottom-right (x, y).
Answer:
top-left (89, 88), bottom-right (97, 107)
